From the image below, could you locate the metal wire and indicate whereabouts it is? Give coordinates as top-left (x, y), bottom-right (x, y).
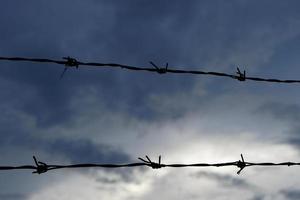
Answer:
top-left (0, 56), bottom-right (299, 83)
top-left (1, 154), bottom-right (299, 175)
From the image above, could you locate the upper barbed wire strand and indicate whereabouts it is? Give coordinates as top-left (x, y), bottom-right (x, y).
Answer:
top-left (0, 56), bottom-right (300, 83)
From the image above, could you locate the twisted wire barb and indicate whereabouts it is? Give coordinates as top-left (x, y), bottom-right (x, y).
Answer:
top-left (0, 56), bottom-right (299, 83)
top-left (1, 154), bottom-right (300, 175)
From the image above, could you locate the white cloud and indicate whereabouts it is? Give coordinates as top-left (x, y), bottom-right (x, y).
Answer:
top-left (28, 169), bottom-right (156, 200)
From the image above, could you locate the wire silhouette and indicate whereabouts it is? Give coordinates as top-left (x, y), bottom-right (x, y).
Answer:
top-left (0, 56), bottom-right (300, 83)
top-left (1, 154), bottom-right (299, 175)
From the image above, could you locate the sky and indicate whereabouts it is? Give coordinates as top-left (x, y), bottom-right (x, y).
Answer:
top-left (1, 0), bottom-right (300, 199)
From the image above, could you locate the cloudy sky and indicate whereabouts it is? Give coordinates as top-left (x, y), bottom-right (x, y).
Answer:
top-left (1, 0), bottom-right (300, 199)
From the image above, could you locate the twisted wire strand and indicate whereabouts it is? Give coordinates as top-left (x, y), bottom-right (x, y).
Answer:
top-left (1, 155), bottom-right (299, 175)
top-left (0, 56), bottom-right (299, 83)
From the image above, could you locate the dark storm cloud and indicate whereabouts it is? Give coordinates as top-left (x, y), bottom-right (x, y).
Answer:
top-left (192, 171), bottom-right (252, 189)
top-left (249, 195), bottom-right (265, 200)
top-left (0, 0), bottom-right (202, 126)
top-left (1, 0), bottom-right (300, 128)
top-left (256, 102), bottom-right (300, 122)
top-left (281, 189), bottom-right (300, 200)
top-left (0, 193), bottom-right (27, 200)
top-left (8, 135), bottom-right (131, 163)
top-left (0, 0), bottom-right (109, 127)
top-left (256, 102), bottom-right (300, 149)
top-left (0, 105), bottom-right (130, 163)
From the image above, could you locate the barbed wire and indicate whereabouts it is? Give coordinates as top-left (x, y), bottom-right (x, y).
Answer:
top-left (1, 154), bottom-right (299, 175)
top-left (0, 56), bottom-right (299, 83)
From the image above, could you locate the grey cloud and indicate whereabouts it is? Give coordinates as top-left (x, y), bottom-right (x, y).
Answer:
top-left (191, 171), bottom-right (269, 200)
top-left (0, 83), bottom-right (131, 165)
top-left (285, 138), bottom-right (300, 149)
top-left (0, 193), bottom-right (28, 200)
top-left (95, 168), bottom-right (140, 184)
top-left (95, 176), bottom-right (119, 184)
top-left (9, 136), bottom-right (131, 164)
top-left (281, 189), bottom-right (300, 200)
top-left (192, 171), bottom-right (252, 189)
top-left (255, 102), bottom-right (300, 149)
top-left (248, 195), bottom-right (265, 200)
top-left (256, 102), bottom-right (300, 122)
top-left (0, 107), bottom-right (130, 164)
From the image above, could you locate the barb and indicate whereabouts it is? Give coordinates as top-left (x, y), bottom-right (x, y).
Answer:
top-left (235, 67), bottom-right (246, 81)
top-left (138, 155), bottom-right (164, 169)
top-left (62, 56), bottom-right (79, 68)
top-left (149, 61), bottom-right (168, 74)
top-left (236, 154), bottom-right (247, 174)
top-left (32, 156), bottom-right (49, 174)
top-left (60, 67), bottom-right (68, 79)
top-left (1, 154), bottom-right (300, 175)
top-left (60, 56), bottom-right (79, 79)
top-left (0, 56), bottom-right (300, 83)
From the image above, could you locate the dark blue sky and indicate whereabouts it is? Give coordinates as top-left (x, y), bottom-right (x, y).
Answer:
top-left (1, 1), bottom-right (300, 199)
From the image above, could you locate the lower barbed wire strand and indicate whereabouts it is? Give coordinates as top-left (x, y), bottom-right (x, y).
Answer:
top-left (1, 155), bottom-right (300, 175)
